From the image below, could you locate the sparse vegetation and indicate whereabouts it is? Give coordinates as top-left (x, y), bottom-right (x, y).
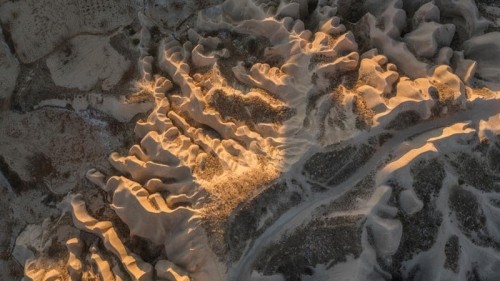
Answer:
top-left (449, 152), bottom-right (497, 192)
top-left (255, 215), bottom-right (364, 280)
top-left (304, 145), bottom-right (357, 182)
top-left (449, 186), bottom-right (487, 236)
top-left (444, 235), bottom-right (460, 273)
top-left (207, 89), bottom-right (295, 128)
top-left (201, 163), bottom-right (279, 259)
top-left (385, 110), bottom-right (421, 130)
top-left (388, 158), bottom-right (445, 277)
top-left (3, 0), bottom-right (500, 279)
top-left (352, 95), bottom-right (374, 130)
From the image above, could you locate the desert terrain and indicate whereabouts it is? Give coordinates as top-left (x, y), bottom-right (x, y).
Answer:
top-left (0, 0), bottom-right (499, 280)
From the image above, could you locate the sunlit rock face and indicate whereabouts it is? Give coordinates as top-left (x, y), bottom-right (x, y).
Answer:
top-left (1, 0), bottom-right (500, 280)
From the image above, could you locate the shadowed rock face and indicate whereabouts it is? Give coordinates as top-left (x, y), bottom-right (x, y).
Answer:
top-left (0, 0), bottom-right (499, 280)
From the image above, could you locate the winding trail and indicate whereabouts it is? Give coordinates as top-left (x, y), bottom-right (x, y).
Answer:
top-left (230, 98), bottom-right (500, 281)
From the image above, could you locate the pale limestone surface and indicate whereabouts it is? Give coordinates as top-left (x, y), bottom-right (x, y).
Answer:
top-left (46, 35), bottom-right (131, 91)
top-left (0, 0), bottom-right (499, 281)
top-left (0, 0), bottom-right (133, 63)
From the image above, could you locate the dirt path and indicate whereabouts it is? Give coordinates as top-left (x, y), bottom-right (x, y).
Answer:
top-left (230, 98), bottom-right (500, 281)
